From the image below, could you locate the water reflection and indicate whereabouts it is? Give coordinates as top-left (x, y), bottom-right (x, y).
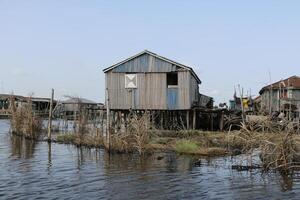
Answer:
top-left (10, 134), bottom-right (36, 159)
top-left (47, 142), bottom-right (52, 172)
top-left (1, 119), bottom-right (300, 199)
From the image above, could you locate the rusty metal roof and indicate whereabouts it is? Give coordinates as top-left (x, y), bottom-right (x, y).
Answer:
top-left (259, 75), bottom-right (300, 94)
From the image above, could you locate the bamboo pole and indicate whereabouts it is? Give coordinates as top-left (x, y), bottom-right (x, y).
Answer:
top-left (47, 89), bottom-right (54, 142)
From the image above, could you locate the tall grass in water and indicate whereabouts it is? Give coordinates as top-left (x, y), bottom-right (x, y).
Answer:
top-left (234, 121), bottom-right (300, 174)
top-left (10, 96), bottom-right (43, 139)
top-left (110, 112), bottom-right (154, 155)
top-left (58, 97), bottom-right (104, 147)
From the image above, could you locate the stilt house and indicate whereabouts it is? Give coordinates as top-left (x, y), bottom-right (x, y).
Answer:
top-left (103, 50), bottom-right (211, 111)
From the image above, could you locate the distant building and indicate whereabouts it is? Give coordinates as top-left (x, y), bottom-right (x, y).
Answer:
top-left (259, 75), bottom-right (300, 117)
top-left (103, 50), bottom-right (212, 110)
top-left (54, 97), bottom-right (103, 119)
top-left (0, 94), bottom-right (55, 118)
top-left (229, 94), bottom-right (253, 113)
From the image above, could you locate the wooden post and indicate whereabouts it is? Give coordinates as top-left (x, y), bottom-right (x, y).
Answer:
top-left (192, 109), bottom-right (196, 130)
top-left (186, 110), bottom-right (190, 130)
top-left (238, 85), bottom-right (245, 124)
top-left (106, 88), bottom-right (111, 151)
top-left (219, 111), bottom-right (224, 131)
top-left (160, 111), bottom-right (163, 129)
top-left (47, 89), bottom-right (54, 142)
top-left (210, 113), bottom-right (214, 131)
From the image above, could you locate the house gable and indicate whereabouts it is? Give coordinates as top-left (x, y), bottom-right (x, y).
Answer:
top-left (103, 50), bottom-right (201, 84)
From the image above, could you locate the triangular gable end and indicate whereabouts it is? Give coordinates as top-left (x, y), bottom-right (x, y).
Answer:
top-left (103, 50), bottom-right (201, 84)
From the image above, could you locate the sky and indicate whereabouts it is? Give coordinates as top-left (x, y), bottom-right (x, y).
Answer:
top-left (0, 0), bottom-right (300, 104)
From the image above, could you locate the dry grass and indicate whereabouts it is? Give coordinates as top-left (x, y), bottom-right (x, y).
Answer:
top-left (109, 112), bottom-right (154, 155)
top-left (56, 132), bottom-right (104, 148)
top-left (236, 121), bottom-right (300, 174)
top-left (10, 96), bottom-right (43, 139)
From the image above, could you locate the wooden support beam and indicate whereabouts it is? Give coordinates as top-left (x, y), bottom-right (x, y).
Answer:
top-left (219, 111), bottom-right (224, 131)
top-left (192, 109), bottom-right (196, 130)
top-left (210, 113), bottom-right (214, 131)
top-left (186, 110), bottom-right (190, 130)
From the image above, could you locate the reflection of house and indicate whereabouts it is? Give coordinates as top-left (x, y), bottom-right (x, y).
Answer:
top-left (103, 50), bottom-right (212, 110)
top-left (54, 97), bottom-right (103, 119)
top-left (259, 76), bottom-right (300, 117)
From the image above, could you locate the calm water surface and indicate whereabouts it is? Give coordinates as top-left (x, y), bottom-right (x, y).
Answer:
top-left (0, 120), bottom-right (300, 200)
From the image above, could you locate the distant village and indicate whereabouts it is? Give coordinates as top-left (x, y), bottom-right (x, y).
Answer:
top-left (1, 50), bottom-right (300, 130)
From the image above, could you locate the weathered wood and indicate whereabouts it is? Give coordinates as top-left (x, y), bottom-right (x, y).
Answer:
top-left (186, 110), bottom-right (190, 130)
top-left (219, 111), bottom-right (224, 131)
top-left (192, 109), bottom-right (196, 130)
top-left (106, 88), bottom-right (111, 151)
top-left (47, 89), bottom-right (54, 141)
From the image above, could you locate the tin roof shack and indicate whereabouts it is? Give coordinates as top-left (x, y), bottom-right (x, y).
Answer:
top-left (0, 94), bottom-right (55, 118)
top-left (102, 50), bottom-right (222, 131)
top-left (0, 94), bottom-right (27, 118)
top-left (31, 97), bottom-right (57, 117)
top-left (103, 50), bottom-right (206, 111)
top-left (259, 76), bottom-right (300, 118)
top-left (55, 97), bottom-right (103, 120)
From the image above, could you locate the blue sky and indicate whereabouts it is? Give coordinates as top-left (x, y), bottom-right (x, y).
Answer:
top-left (0, 0), bottom-right (299, 104)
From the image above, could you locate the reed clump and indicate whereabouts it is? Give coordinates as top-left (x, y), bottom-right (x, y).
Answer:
top-left (109, 112), bottom-right (154, 155)
top-left (10, 96), bottom-right (43, 139)
top-left (235, 121), bottom-right (300, 174)
top-left (57, 97), bottom-right (104, 147)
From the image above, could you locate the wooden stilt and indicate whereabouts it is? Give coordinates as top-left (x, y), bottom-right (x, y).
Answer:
top-left (186, 110), bottom-right (190, 130)
top-left (192, 109), bottom-right (196, 130)
top-left (219, 111), bottom-right (224, 131)
top-left (210, 113), bottom-right (214, 131)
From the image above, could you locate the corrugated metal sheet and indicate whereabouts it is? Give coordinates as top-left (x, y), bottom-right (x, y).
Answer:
top-left (112, 54), bottom-right (177, 73)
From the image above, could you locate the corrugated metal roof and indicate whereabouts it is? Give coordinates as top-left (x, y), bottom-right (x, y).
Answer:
top-left (103, 50), bottom-right (201, 84)
top-left (61, 97), bottom-right (98, 104)
top-left (259, 75), bottom-right (300, 94)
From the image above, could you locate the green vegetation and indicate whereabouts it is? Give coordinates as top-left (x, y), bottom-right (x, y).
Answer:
top-left (175, 140), bottom-right (199, 154)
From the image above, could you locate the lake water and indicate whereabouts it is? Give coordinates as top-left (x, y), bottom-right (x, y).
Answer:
top-left (0, 119), bottom-right (300, 200)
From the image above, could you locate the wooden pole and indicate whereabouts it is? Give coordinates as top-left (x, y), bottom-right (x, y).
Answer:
top-left (238, 85), bottom-right (245, 124)
top-left (192, 109), bottom-right (196, 130)
top-left (47, 89), bottom-right (54, 142)
top-left (210, 113), bottom-right (214, 131)
top-left (106, 88), bottom-right (111, 151)
top-left (220, 111), bottom-right (224, 131)
top-left (186, 110), bottom-right (190, 130)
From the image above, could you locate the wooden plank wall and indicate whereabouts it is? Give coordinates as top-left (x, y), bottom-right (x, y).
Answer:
top-left (106, 72), bottom-right (168, 110)
top-left (178, 71), bottom-right (191, 109)
top-left (106, 53), bottom-right (200, 110)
